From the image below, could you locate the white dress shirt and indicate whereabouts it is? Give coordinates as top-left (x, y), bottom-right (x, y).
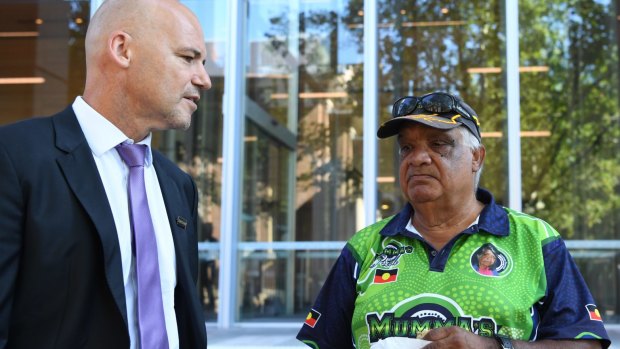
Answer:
top-left (73, 96), bottom-right (179, 349)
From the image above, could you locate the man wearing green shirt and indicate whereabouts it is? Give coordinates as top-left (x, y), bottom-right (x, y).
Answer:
top-left (297, 92), bottom-right (610, 349)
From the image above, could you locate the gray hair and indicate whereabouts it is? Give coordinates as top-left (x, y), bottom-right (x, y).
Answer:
top-left (456, 126), bottom-right (484, 190)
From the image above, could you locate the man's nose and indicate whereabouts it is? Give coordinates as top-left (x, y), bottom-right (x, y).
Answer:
top-left (194, 64), bottom-right (212, 90)
top-left (404, 147), bottom-right (432, 166)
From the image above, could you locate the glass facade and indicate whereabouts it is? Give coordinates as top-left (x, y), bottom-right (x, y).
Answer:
top-left (375, 0), bottom-right (509, 215)
top-left (0, 0), bottom-right (618, 328)
top-left (518, 0), bottom-right (620, 323)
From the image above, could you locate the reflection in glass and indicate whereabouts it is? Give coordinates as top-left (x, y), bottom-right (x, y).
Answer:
top-left (241, 0), bottom-right (364, 320)
top-left (239, 248), bottom-right (339, 321)
top-left (367, 0), bottom-right (508, 218)
top-left (292, 0), bottom-right (364, 242)
top-left (239, 121), bottom-right (292, 320)
top-left (572, 249), bottom-right (620, 323)
top-left (519, 0), bottom-right (620, 322)
top-left (241, 122), bottom-right (290, 243)
top-left (0, 1), bottom-right (89, 124)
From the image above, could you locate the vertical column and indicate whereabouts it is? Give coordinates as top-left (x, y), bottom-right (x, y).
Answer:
top-left (363, 0), bottom-right (379, 226)
top-left (505, 0), bottom-right (522, 211)
top-left (219, 0), bottom-right (246, 329)
top-left (285, 0), bottom-right (300, 316)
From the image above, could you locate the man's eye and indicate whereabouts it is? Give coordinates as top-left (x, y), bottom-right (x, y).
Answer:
top-left (431, 139), bottom-right (454, 148)
top-left (398, 145), bottom-right (412, 157)
top-left (182, 56), bottom-right (193, 63)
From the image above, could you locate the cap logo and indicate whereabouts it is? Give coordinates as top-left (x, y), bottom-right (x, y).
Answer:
top-left (410, 113), bottom-right (464, 125)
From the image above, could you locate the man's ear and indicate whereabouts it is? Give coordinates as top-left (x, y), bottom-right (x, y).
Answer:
top-left (108, 30), bottom-right (132, 68)
top-left (472, 144), bottom-right (486, 172)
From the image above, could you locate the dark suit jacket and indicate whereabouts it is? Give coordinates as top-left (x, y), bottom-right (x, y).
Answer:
top-left (0, 106), bottom-right (207, 348)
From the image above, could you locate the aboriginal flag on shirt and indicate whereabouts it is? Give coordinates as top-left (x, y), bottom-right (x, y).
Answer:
top-left (586, 304), bottom-right (603, 321)
top-left (304, 309), bottom-right (321, 328)
top-left (374, 269), bottom-right (398, 284)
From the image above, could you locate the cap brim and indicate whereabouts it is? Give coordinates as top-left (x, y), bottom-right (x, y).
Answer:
top-left (377, 112), bottom-right (463, 139)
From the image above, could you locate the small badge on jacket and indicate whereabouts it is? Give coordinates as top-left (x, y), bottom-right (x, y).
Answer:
top-left (176, 216), bottom-right (188, 229)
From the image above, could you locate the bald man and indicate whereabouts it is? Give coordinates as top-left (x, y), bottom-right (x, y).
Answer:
top-left (0, 0), bottom-right (211, 348)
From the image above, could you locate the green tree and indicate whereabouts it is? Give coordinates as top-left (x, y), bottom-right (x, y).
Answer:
top-left (519, 0), bottom-right (620, 239)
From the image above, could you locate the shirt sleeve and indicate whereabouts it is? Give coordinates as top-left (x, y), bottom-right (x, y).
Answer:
top-left (537, 238), bottom-right (610, 348)
top-left (296, 245), bottom-right (359, 349)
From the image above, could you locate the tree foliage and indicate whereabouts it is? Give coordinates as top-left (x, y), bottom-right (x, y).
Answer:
top-left (518, 0), bottom-right (619, 238)
top-left (341, 0), bottom-right (619, 238)
top-left (259, 0), bottom-right (619, 239)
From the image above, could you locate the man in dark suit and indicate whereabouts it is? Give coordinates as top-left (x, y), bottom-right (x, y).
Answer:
top-left (0, 0), bottom-right (211, 348)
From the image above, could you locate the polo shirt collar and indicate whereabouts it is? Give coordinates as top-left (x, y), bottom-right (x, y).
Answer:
top-left (379, 188), bottom-right (509, 238)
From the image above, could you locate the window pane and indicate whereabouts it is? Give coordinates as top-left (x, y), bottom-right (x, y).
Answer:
top-left (520, 0), bottom-right (620, 322)
top-left (570, 247), bottom-right (620, 323)
top-left (0, 1), bottom-right (89, 124)
top-left (241, 121), bottom-right (291, 243)
top-left (241, 0), bottom-right (364, 321)
top-left (239, 248), bottom-right (339, 321)
top-left (374, 0), bottom-right (509, 218)
top-left (293, 0), bottom-right (364, 241)
top-left (246, 0), bottom-right (296, 129)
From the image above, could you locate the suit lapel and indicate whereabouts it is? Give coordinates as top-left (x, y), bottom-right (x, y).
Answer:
top-left (52, 108), bottom-right (128, 327)
top-left (153, 157), bottom-right (193, 277)
top-left (154, 156), bottom-right (205, 344)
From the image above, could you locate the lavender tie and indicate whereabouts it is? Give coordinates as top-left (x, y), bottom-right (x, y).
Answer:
top-left (116, 143), bottom-right (169, 349)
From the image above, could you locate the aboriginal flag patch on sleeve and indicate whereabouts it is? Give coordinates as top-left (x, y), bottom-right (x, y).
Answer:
top-left (586, 304), bottom-right (603, 321)
top-left (304, 309), bottom-right (321, 328)
top-left (373, 268), bottom-right (398, 284)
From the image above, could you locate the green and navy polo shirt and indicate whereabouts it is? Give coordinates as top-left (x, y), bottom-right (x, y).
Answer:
top-left (297, 189), bottom-right (610, 349)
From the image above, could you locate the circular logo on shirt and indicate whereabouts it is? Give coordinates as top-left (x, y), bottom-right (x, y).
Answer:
top-left (365, 293), bottom-right (499, 342)
top-left (469, 243), bottom-right (512, 277)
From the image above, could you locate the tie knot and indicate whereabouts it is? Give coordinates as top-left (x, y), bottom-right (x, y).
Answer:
top-left (116, 143), bottom-right (147, 167)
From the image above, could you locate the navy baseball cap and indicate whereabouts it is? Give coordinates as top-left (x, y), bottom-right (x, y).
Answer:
top-left (377, 91), bottom-right (481, 141)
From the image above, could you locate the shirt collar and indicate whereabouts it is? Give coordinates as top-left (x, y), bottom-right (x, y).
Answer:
top-left (380, 188), bottom-right (509, 237)
top-left (72, 96), bottom-right (153, 166)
